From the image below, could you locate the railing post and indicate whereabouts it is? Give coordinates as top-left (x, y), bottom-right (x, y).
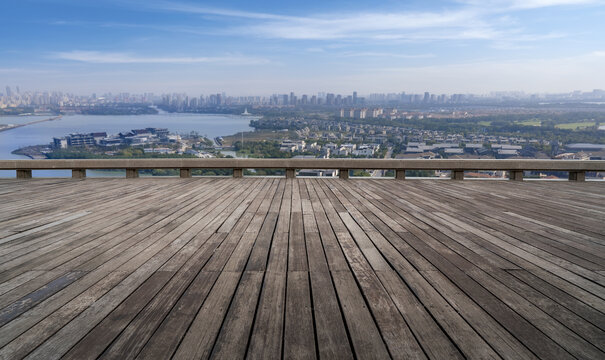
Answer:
top-left (451, 170), bottom-right (464, 180)
top-left (180, 168), bottom-right (192, 178)
top-left (16, 169), bottom-right (32, 179)
top-left (339, 169), bottom-right (349, 180)
top-left (569, 171), bottom-right (585, 182)
top-left (126, 169), bottom-right (139, 178)
top-left (72, 169), bottom-right (86, 179)
top-left (285, 168), bottom-right (296, 179)
top-left (233, 168), bottom-right (243, 178)
top-left (395, 169), bottom-right (406, 180)
top-left (509, 170), bottom-right (524, 181)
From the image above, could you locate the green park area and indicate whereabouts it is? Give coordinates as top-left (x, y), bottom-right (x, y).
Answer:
top-left (554, 121), bottom-right (596, 129)
top-left (515, 119), bottom-right (542, 126)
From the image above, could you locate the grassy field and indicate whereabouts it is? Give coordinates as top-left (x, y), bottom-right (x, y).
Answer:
top-left (221, 130), bottom-right (295, 146)
top-left (478, 121), bottom-right (492, 126)
top-left (555, 121), bottom-right (596, 130)
top-left (516, 119), bottom-right (542, 126)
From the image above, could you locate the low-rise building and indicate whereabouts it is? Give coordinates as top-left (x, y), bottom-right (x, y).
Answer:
top-left (144, 147), bottom-right (174, 154)
top-left (444, 148), bottom-right (464, 155)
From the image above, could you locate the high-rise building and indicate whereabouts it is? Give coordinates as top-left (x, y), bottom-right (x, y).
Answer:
top-left (326, 93), bottom-right (335, 105)
top-left (6, 86), bottom-right (12, 98)
top-left (353, 91), bottom-right (358, 104)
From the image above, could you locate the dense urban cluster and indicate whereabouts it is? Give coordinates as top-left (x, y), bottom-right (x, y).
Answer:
top-left (0, 86), bottom-right (154, 109)
top-left (3, 85), bottom-right (605, 111)
top-left (251, 117), bottom-right (605, 160)
top-left (3, 85), bottom-right (605, 179)
top-left (11, 128), bottom-right (218, 160)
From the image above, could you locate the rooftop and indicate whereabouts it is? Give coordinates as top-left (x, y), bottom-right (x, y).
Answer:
top-left (0, 178), bottom-right (604, 359)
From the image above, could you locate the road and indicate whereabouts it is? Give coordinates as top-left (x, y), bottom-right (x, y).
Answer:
top-left (371, 146), bottom-right (393, 177)
top-left (0, 115), bottom-right (62, 133)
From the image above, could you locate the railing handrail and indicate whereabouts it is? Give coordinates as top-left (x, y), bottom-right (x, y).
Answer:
top-left (2, 158), bottom-right (604, 181)
top-left (1, 158), bottom-right (605, 171)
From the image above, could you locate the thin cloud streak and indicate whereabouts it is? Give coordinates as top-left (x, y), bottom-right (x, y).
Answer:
top-left (141, 0), bottom-right (580, 43)
top-left (339, 52), bottom-right (435, 59)
top-left (52, 1), bottom-right (593, 45)
top-left (148, 1), bottom-right (295, 20)
top-left (460, 0), bottom-right (599, 10)
top-left (50, 51), bottom-right (270, 65)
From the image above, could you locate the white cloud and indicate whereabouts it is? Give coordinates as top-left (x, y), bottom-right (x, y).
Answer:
top-left (138, 1), bottom-right (595, 43)
top-left (459, 0), bottom-right (599, 10)
top-left (50, 51), bottom-right (269, 65)
top-left (339, 52), bottom-right (435, 59)
top-left (147, 1), bottom-right (294, 20)
top-left (0, 68), bottom-right (59, 74)
top-left (510, 0), bottom-right (597, 8)
top-left (241, 10), bottom-right (490, 40)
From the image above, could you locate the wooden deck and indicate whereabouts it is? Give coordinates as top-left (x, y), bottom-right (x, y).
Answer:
top-left (0, 178), bottom-right (603, 359)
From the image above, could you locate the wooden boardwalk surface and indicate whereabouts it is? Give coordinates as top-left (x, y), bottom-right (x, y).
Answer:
top-left (0, 177), bottom-right (603, 359)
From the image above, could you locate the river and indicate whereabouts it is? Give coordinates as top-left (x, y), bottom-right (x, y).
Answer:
top-left (0, 112), bottom-right (255, 177)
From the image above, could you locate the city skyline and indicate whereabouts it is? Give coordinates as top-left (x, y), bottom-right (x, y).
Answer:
top-left (2, 0), bottom-right (605, 94)
top-left (4, 85), bottom-right (605, 105)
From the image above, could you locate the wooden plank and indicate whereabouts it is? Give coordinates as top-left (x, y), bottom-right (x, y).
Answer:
top-left (172, 271), bottom-right (242, 359)
top-left (136, 180), bottom-right (278, 359)
top-left (0, 271), bottom-right (44, 297)
top-left (358, 186), bottom-right (570, 358)
top-left (246, 271), bottom-right (287, 359)
top-left (330, 270), bottom-right (391, 359)
top-left (61, 270), bottom-right (174, 359)
top-left (134, 270), bottom-right (223, 359)
top-left (2, 180), bottom-right (256, 358)
top-left (210, 271), bottom-right (264, 359)
top-left (125, 181), bottom-right (275, 359)
top-left (309, 270), bottom-right (354, 359)
top-left (77, 233), bottom-right (227, 359)
top-left (330, 180), bottom-right (533, 359)
top-left (0, 178), bottom-right (604, 360)
top-left (284, 271), bottom-right (316, 359)
top-left (288, 180), bottom-right (308, 272)
top-left (246, 181), bottom-right (289, 359)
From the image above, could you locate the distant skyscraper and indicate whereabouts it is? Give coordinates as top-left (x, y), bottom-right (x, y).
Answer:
top-left (353, 91), bottom-right (358, 104)
top-left (6, 86), bottom-right (12, 98)
top-left (423, 92), bottom-right (430, 103)
top-left (326, 93), bottom-right (335, 105)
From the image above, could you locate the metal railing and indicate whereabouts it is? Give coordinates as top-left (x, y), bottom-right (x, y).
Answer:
top-left (1, 158), bottom-right (604, 181)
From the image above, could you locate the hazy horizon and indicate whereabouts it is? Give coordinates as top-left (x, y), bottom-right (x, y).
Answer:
top-left (2, 0), bottom-right (605, 95)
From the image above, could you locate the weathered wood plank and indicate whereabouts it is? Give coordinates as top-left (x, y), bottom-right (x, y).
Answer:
top-left (0, 178), bottom-right (603, 360)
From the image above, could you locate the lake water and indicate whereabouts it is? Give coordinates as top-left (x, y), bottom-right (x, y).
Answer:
top-left (0, 112), bottom-right (255, 177)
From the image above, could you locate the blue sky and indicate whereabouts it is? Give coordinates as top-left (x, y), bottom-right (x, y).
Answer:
top-left (1, 0), bottom-right (605, 95)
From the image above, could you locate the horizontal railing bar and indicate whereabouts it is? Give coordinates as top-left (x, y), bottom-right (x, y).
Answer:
top-left (1, 159), bottom-right (605, 171)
